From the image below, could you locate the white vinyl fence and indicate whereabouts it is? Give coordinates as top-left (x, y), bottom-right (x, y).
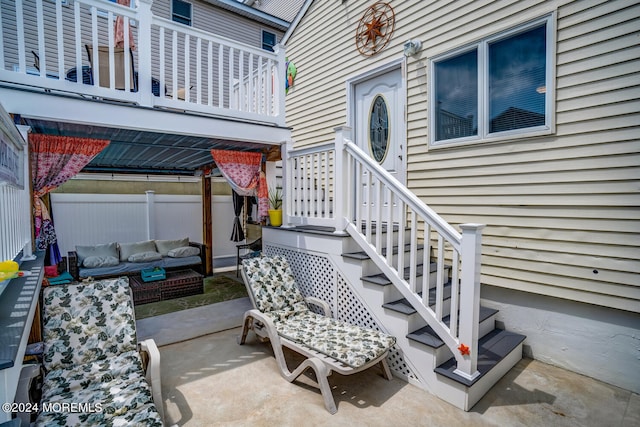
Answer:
top-left (50, 191), bottom-right (203, 256)
top-left (50, 191), bottom-right (241, 269)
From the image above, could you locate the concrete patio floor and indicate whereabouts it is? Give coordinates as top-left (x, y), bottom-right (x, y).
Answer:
top-left (157, 324), bottom-right (640, 427)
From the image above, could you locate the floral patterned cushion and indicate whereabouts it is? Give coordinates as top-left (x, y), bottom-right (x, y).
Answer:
top-left (267, 310), bottom-right (396, 368)
top-left (36, 350), bottom-right (163, 426)
top-left (242, 255), bottom-right (308, 315)
top-left (42, 277), bottom-right (137, 372)
top-left (243, 255), bottom-right (396, 368)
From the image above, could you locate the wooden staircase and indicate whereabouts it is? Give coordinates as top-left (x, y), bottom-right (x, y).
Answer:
top-left (340, 224), bottom-right (526, 410)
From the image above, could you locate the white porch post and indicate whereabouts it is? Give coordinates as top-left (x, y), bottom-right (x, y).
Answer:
top-left (454, 223), bottom-right (484, 380)
top-left (145, 190), bottom-right (156, 240)
top-left (273, 43), bottom-right (287, 127)
top-left (137, 0), bottom-right (153, 107)
top-left (333, 126), bottom-right (351, 233)
top-left (280, 139), bottom-right (293, 227)
top-left (16, 125), bottom-right (35, 261)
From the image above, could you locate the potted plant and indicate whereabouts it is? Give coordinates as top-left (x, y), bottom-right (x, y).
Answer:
top-left (268, 186), bottom-right (283, 226)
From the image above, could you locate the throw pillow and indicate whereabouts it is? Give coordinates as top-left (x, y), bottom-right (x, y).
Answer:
top-left (167, 246), bottom-right (200, 258)
top-left (155, 237), bottom-right (190, 256)
top-left (76, 242), bottom-right (118, 265)
top-left (119, 240), bottom-right (157, 262)
top-left (128, 251), bottom-right (163, 263)
top-left (83, 255), bottom-right (120, 269)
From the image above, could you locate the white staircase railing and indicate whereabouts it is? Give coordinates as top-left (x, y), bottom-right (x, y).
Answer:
top-left (284, 126), bottom-right (484, 380)
top-left (0, 0), bottom-right (285, 125)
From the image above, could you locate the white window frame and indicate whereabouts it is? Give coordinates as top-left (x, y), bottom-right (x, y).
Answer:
top-left (429, 14), bottom-right (556, 147)
top-left (172, 0), bottom-right (193, 27)
top-left (262, 30), bottom-right (277, 51)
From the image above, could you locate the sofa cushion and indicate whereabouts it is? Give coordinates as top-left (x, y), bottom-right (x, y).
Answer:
top-left (155, 237), bottom-right (189, 256)
top-left (42, 277), bottom-right (137, 372)
top-left (119, 240), bottom-right (157, 262)
top-left (168, 245), bottom-right (199, 258)
top-left (128, 251), bottom-right (163, 263)
top-left (83, 255), bottom-right (119, 269)
top-left (75, 242), bottom-right (118, 265)
top-left (37, 350), bottom-right (163, 427)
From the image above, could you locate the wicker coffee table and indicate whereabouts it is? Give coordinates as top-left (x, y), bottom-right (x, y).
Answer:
top-left (130, 269), bottom-right (204, 305)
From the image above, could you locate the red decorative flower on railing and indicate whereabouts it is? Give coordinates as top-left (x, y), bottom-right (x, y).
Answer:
top-left (458, 343), bottom-right (470, 356)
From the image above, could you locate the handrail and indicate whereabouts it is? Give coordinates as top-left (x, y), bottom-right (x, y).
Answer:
top-left (343, 140), bottom-right (462, 248)
top-left (283, 126), bottom-right (484, 379)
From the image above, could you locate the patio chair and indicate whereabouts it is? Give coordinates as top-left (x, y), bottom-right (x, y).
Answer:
top-left (86, 45), bottom-right (137, 91)
top-left (238, 255), bottom-right (396, 414)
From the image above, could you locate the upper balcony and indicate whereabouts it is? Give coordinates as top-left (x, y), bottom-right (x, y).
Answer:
top-left (0, 0), bottom-right (289, 145)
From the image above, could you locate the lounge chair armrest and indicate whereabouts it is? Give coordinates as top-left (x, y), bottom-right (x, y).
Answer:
top-left (305, 296), bottom-right (331, 317)
top-left (139, 339), bottom-right (164, 423)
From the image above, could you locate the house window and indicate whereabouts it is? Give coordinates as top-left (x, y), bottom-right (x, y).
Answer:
top-left (262, 31), bottom-right (276, 51)
top-left (431, 15), bottom-right (553, 145)
top-left (172, 0), bottom-right (192, 26)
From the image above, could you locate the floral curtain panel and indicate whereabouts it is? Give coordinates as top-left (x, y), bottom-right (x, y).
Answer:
top-left (30, 134), bottom-right (110, 265)
top-left (114, 0), bottom-right (136, 50)
top-left (210, 150), bottom-right (268, 241)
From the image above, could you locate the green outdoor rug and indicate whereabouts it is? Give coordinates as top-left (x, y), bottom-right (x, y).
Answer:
top-left (134, 272), bottom-right (248, 319)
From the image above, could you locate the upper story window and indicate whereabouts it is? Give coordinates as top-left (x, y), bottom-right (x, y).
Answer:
top-left (430, 15), bottom-right (553, 146)
top-left (262, 31), bottom-right (276, 51)
top-left (172, 0), bottom-right (192, 26)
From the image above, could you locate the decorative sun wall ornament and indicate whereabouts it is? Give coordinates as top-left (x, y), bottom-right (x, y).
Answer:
top-left (355, 2), bottom-right (395, 56)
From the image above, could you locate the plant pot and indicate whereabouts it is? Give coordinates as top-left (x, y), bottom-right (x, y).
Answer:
top-left (268, 209), bottom-right (282, 227)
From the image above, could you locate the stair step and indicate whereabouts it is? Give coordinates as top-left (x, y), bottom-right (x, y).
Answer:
top-left (342, 243), bottom-right (424, 261)
top-left (382, 281), bottom-right (453, 313)
top-left (405, 305), bottom-right (499, 348)
top-left (434, 329), bottom-right (526, 387)
top-left (361, 262), bottom-right (438, 286)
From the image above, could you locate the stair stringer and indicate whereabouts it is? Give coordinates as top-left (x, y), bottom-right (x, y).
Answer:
top-left (326, 251), bottom-right (474, 410)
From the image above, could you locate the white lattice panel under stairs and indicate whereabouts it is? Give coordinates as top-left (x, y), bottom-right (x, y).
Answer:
top-left (265, 245), bottom-right (416, 380)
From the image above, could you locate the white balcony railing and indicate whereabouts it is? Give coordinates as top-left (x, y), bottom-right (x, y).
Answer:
top-left (282, 127), bottom-right (485, 380)
top-left (0, 0), bottom-right (285, 125)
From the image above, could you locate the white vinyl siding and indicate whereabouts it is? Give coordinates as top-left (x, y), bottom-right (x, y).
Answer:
top-left (284, 0), bottom-right (640, 313)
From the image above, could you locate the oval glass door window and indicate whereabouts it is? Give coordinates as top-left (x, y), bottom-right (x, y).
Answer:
top-left (369, 95), bottom-right (389, 163)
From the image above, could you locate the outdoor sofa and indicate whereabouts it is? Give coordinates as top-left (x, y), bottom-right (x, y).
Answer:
top-left (67, 237), bottom-right (205, 280)
top-left (35, 277), bottom-right (164, 426)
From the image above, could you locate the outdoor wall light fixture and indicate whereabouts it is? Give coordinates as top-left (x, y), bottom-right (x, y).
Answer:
top-left (403, 39), bottom-right (422, 57)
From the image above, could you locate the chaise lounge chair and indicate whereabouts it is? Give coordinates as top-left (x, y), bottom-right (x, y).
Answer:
top-left (35, 277), bottom-right (164, 426)
top-left (238, 255), bottom-right (396, 414)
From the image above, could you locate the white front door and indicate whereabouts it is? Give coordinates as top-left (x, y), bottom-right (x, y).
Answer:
top-left (354, 67), bottom-right (405, 224)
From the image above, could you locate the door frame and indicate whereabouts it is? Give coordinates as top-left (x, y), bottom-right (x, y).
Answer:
top-left (345, 57), bottom-right (407, 186)
top-left (346, 58), bottom-right (408, 224)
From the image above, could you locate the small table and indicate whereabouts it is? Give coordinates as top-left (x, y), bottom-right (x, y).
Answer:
top-left (130, 269), bottom-right (204, 305)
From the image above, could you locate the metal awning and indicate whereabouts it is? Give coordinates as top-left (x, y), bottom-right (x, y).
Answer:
top-left (21, 118), bottom-right (281, 175)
